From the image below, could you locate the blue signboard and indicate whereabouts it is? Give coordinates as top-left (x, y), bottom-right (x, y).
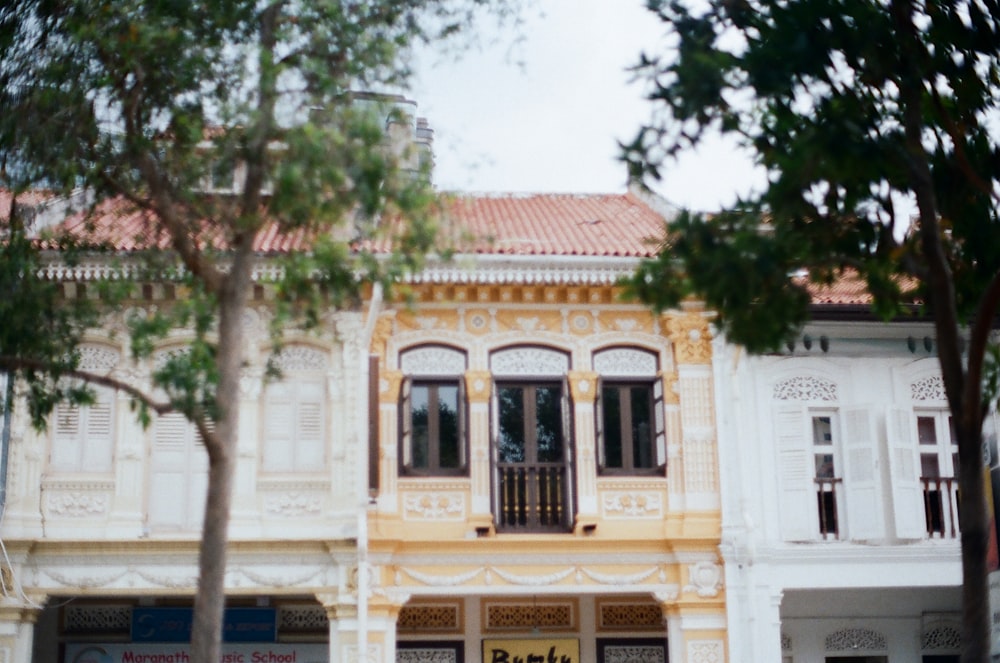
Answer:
top-left (131, 607), bottom-right (277, 643)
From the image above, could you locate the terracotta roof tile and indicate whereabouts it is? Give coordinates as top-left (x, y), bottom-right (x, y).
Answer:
top-left (0, 189), bottom-right (54, 221)
top-left (805, 271), bottom-right (922, 307)
top-left (435, 193), bottom-right (666, 258)
top-left (39, 192), bottom-right (669, 258)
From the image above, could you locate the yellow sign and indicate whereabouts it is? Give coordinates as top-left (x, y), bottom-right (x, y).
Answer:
top-left (483, 639), bottom-right (580, 663)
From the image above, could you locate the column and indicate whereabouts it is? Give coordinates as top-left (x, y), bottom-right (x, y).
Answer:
top-left (377, 370), bottom-right (404, 513)
top-left (465, 370), bottom-right (494, 531)
top-left (319, 591), bottom-right (361, 663)
top-left (567, 370), bottom-right (599, 530)
top-left (0, 596), bottom-right (44, 663)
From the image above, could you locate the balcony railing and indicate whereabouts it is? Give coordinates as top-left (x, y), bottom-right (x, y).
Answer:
top-left (496, 463), bottom-right (572, 533)
top-left (814, 477), bottom-right (842, 540)
top-left (921, 476), bottom-right (960, 539)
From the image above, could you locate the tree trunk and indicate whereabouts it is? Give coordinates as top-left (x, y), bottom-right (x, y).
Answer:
top-left (956, 418), bottom-right (991, 663)
top-left (189, 259), bottom-right (253, 663)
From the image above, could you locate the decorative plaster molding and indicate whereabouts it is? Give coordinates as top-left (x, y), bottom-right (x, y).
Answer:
top-left (665, 314), bottom-right (712, 364)
top-left (490, 567), bottom-right (575, 586)
top-left (272, 345), bottom-right (329, 372)
top-left (602, 492), bottom-right (663, 517)
top-left (397, 567), bottom-right (484, 587)
top-left (579, 566), bottom-right (661, 585)
top-left (491, 347), bottom-right (569, 375)
top-left (78, 344), bottom-right (120, 371)
top-left (45, 491), bottom-right (109, 517)
top-left (403, 494), bottom-right (465, 520)
top-left (911, 375), bottom-right (946, 401)
top-left (773, 375), bottom-right (838, 402)
top-left (41, 568), bottom-right (128, 589)
top-left (687, 640), bottom-right (724, 663)
top-left (264, 492), bottom-right (323, 517)
top-left (232, 567), bottom-right (324, 588)
top-left (684, 562), bottom-right (723, 598)
top-left (400, 346), bottom-right (466, 375)
top-left (593, 348), bottom-right (658, 376)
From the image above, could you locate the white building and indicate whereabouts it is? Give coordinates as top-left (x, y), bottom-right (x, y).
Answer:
top-left (715, 296), bottom-right (966, 662)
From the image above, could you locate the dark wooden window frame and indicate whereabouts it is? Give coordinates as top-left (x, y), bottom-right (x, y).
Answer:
top-left (596, 379), bottom-right (664, 476)
top-left (492, 379), bottom-right (575, 533)
top-left (399, 376), bottom-right (468, 477)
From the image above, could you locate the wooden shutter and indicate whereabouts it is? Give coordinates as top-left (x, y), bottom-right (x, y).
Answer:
top-left (842, 406), bottom-right (883, 541)
top-left (149, 412), bottom-right (193, 530)
top-left (457, 376), bottom-right (468, 470)
top-left (399, 377), bottom-right (412, 468)
top-left (773, 403), bottom-right (815, 541)
top-left (885, 406), bottom-right (925, 539)
top-left (595, 378), bottom-right (606, 469)
top-left (296, 380), bottom-right (325, 469)
top-left (51, 403), bottom-right (82, 469)
top-left (653, 378), bottom-right (666, 469)
top-left (263, 382), bottom-right (294, 472)
top-left (50, 389), bottom-right (114, 472)
top-left (82, 390), bottom-right (114, 472)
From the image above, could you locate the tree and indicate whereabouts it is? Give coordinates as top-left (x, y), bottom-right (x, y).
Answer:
top-left (0, 2), bottom-right (511, 662)
top-left (622, 0), bottom-right (1000, 660)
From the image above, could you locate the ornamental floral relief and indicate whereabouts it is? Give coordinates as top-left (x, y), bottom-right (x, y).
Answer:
top-left (400, 347), bottom-right (466, 375)
top-left (45, 491), bottom-right (109, 517)
top-left (263, 492), bottom-right (323, 517)
top-left (773, 376), bottom-right (838, 402)
top-left (491, 347), bottom-right (569, 376)
top-left (594, 348), bottom-right (658, 376)
top-left (602, 492), bottom-right (663, 517)
top-left (403, 493), bottom-right (465, 520)
top-left (272, 345), bottom-right (328, 372)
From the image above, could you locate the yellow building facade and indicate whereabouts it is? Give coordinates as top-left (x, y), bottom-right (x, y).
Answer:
top-left (363, 263), bottom-right (726, 663)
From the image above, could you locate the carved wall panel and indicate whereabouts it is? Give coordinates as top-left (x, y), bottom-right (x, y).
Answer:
top-left (597, 601), bottom-right (663, 631)
top-left (397, 602), bottom-right (463, 633)
top-left (483, 598), bottom-right (577, 632)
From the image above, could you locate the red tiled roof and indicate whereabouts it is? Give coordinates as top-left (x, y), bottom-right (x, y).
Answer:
top-left (0, 189), bottom-right (54, 221)
top-left (433, 193), bottom-right (667, 258)
top-left (805, 271), bottom-right (922, 307)
top-left (40, 192), bottom-right (669, 258)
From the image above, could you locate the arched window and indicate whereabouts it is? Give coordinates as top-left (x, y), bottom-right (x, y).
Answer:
top-left (261, 345), bottom-right (329, 473)
top-left (593, 347), bottom-right (664, 475)
top-left (399, 345), bottom-right (467, 476)
top-left (50, 344), bottom-right (119, 474)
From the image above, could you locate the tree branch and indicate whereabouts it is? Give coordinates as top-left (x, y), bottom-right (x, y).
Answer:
top-left (928, 88), bottom-right (1000, 205)
top-left (0, 355), bottom-right (175, 416)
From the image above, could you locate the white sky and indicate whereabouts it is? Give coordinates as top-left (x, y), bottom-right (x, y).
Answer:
top-left (407, 0), bottom-right (766, 212)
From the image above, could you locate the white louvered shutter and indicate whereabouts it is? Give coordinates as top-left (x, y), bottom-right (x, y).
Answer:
top-left (296, 380), bottom-right (325, 469)
top-left (82, 392), bottom-right (114, 472)
top-left (50, 389), bottom-right (114, 472)
top-left (842, 407), bottom-right (883, 541)
top-left (149, 413), bottom-right (206, 531)
top-left (263, 382), bottom-right (294, 472)
top-left (885, 406), bottom-right (925, 539)
top-left (51, 403), bottom-right (82, 470)
top-left (773, 403), bottom-right (815, 541)
top-left (149, 412), bottom-right (192, 529)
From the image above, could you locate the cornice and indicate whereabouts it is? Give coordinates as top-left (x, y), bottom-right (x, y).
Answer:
top-left (38, 253), bottom-right (644, 288)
